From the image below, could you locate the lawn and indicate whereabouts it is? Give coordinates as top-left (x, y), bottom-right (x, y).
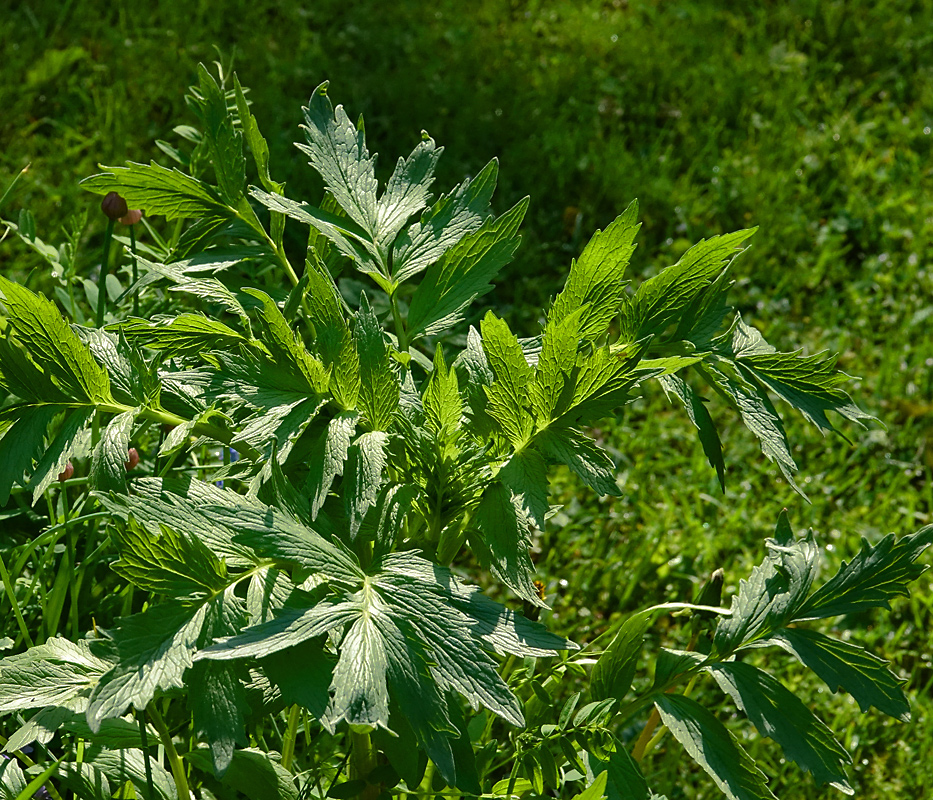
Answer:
top-left (2, 1), bottom-right (931, 798)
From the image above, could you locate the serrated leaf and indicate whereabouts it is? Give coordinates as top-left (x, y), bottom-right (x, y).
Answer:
top-left (392, 159), bottom-right (498, 284)
top-left (581, 740), bottom-right (651, 800)
top-left (727, 316), bottom-right (874, 435)
top-left (194, 64), bottom-right (246, 204)
top-left (480, 312), bottom-right (534, 446)
top-left (764, 628), bottom-right (910, 720)
top-left (234, 75), bottom-right (282, 194)
top-left (188, 659), bottom-right (247, 776)
top-left (0, 638), bottom-right (110, 714)
top-left (590, 610), bottom-right (652, 701)
top-left (798, 526), bottom-right (933, 621)
top-left (354, 294), bottom-right (399, 430)
top-left (406, 197), bottom-right (527, 338)
top-left (530, 307), bottom-right (584, 426)
top-left (652, 649), bottom-right (706, 689)
top-left (423, 347), bottom-right (463, 436)
top-left (550, 200), bottom-right (639, 340)
top-left (659, 373), bottom-right (725, 491)
top-left (344, 430), bottom-right (389, 538)
top-left (699, 361), bottom-right (802, 495)
top-left (714, 512), bottom-right (818, 654)
top-left (81, 161), bottom-right (231, 221)
top-left (0, 751), bottom-right (27, 799)
top-left (0, 276), bottom-right (111, 403)
top-left (120, 313), bottom-right (248, 358)
top-left (536, 426), bottom-right (620, 497)
top-left (655, 694), bottom-right (776, 800)
top-left (90, 408), bottom-right (138, 493)
top-left (305, 411), bottom-right (359, 518)
top-left (244, 287), bottom-right (329, 394)
top-left (622, 230), bottom-right (755, 341)
top-left (187, 747), bottom-right (299, 800)
top-left (708, 661), bottom-right (852, 793)
top-left (377, 134), bottom-right (442, 249)
top-left (299, 82), bottom-right (379, 239)
top-left (0, 404), bottom-right (59, 505)
top-left (498, 449), bottom-right (549, 530)
top-left (471, 480), bottom-right (540, 604)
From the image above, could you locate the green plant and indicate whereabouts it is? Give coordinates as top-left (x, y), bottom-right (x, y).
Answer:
top-left (1, 65), bottom-right (929, 800)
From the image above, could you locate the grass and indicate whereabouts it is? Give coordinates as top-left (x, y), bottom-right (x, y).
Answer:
top-left (2, 1), bottom-right (931, 798)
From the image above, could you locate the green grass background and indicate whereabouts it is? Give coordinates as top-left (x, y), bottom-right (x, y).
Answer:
top-left (2, 1), bottom-right (932, 798)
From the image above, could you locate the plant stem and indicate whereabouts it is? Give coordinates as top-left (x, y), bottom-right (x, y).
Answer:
top-left (139, 709), bottom-right (156, 800)
top-left (96, 219), bottom-right (116, 327)
top-left (389, 291), bottom-right (409, 353)
top-left (130, 224), bottom-right (139, 316)
top-left (0, 551), bottom-right (33, 647)
top-left (631, 707), bottom-right (661, 762)
top-left (349, 728), bottom-right (380, 800)
top-left (281, 704), bottom-right (301, 772)
top-left (149, 703), bottom-right (190, 800)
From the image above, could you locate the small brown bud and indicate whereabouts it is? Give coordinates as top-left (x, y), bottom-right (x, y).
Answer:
top-left (101, 192), bottom-right (128, 221)
top-left (119, 209), bottom-right (143, 226)
top-left (125, 447), bottom-right (140, 471)
top-left (58, 461), bottom-right (74, 482)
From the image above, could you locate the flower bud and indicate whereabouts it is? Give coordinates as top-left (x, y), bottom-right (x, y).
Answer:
top-left (119, 208), bottom-right (143, 225)
top-left (125, 447), bottom-right (140, 471)
top-left (101, 192), bottom-right (128, 221)
top-left (58, 461), bottom-right (74, 482)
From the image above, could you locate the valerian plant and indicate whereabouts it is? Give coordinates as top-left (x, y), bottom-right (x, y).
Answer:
top-left (0, 64), bottom-right (930, 800)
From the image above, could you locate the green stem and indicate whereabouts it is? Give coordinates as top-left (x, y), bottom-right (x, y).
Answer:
top-left (130, 224), bottom-right (139, 316)
top-left (149, 703), bottom-right (190, 800)
top-left (138, 709), bottom-right (156, 800)
top-left (389, 291), bottom-right (409, 352)
top-left (281, 704), bottom-right (301, 772)
top-left (0, 551), bottom-right (33, 647)
top-left (96, 219), bottom-right (116, 327)
top-left (349, 729), bottom-right (380, 800)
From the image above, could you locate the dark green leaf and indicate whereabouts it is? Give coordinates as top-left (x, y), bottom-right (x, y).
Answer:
top-left (590, 610), bottom-right (652, 701)
top-left (655, 694), bottom-right (776, 800)
top-left (708, 661), bottom-right (852, 793)
top-left (659, 373), bottom-right (725, 491)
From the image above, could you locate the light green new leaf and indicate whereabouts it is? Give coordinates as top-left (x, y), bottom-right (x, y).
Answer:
top-left (194, 64), bottom-right (246, 204)
top-left (480, 312), bottom-right (534, 446)
top-left (536, 426), bottom-right (620, 497)
top-left (765, 628), bottom-right (910, 721)
top-left (120, 313), bottom-right (248, 358)
top-left (574, 769), bottom-right (609, 800)
top-left (655, 694), bottom-right (776, 800)
top-left (0, 753), bottom-right (27, 799)
top-left (549, 200), bottom-right (639, 340)
top-left (714, 512), bottom-right (818, 654)
top-left (0, 276), bottom-right (111, 403)
top-left (406, 197), bottom-right (527, 338)
top-left (305, 410), bottom-right (359, 518)
top-left (90, 408), bottom-right (138, 493)
top-left (355, 294), bottom-right (399, 431)
top-left (81, 161), bottom-right (230, 221)
top-left (392, 159), bottom-right (498, 284)
top-left (0, 404), bottom-right (59, 505)
top-left (471, 480), bottom-right (541, 605)
top-left (659, 373), bottom-right (725, 491)
top-left (798, 526), bottom-right (933, 620)
top-left (530, 307), bottom-right (584, 426)
top-left (590, 610), bottom-right (652, 702)
top-left (344, 430), bottom-right (389, 539)
top-left (423, 347), bottom-right (463, 436)
top-left (377, 134), bottom-right (442, 249)
top-left (709, 662), bottom-right (852, 793)
top-left (298, 82), bottom-right (379, 239)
